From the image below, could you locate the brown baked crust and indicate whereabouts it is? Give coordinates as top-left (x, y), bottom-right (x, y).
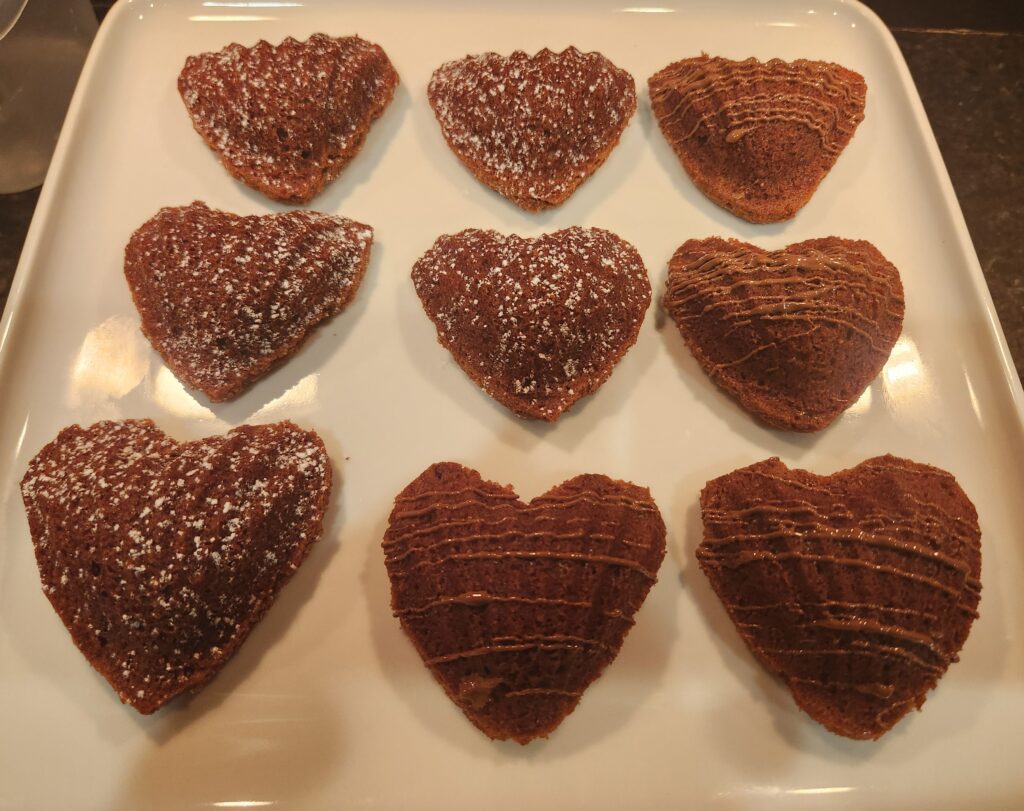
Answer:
top-left (383, 462), bottom-right (666, 744)
top-left (697, 455), bottom-right (981, 739)
top-left (20, 419), bottom-right (332, 714)
top-left (428, 47), bottom-right (636, 210)
top-left (663, 236), bottom-right (903, 431)
top-left (648, 54), bottom-right (866, 223)
top-left (412, 227), bottom-right (651, 421)
top-left (124, 201), bottom-right (372, 402)
top-left (178, 33), bottom-right (398, 204)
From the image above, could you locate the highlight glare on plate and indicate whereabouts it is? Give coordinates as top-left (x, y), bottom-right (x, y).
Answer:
top-left (151, 366), bottom-right (217, 421)
top-left (67, 316), bottom-right (148, 406)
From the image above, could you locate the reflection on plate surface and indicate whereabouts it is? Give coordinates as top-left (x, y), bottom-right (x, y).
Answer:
top-left (67, 315), bottom-right (148, 407)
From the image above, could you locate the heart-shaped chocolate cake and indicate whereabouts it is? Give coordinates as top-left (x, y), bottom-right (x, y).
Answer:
top-left (697, 455), bottom-right (981, 739)
top-left (663, 236), bottom-right (903, 431)
top-left (384, 462), bottom-right (666, 743)
top-left (179, 33), bottom-right (398, 203)
top-left (412, 227), bottom-right (651, 421)
top-left (649, 55), bottom-right (866, 223)
top-left (125, 201), bottom-right (373, 402)
top-left (428, 47), bottom-right (636, 210)
top-left (20, 419), bottom-right (332, 714)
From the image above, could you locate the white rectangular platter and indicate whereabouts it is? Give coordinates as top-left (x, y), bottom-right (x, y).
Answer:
top-left (1, 0), bottom-right (1023, 807)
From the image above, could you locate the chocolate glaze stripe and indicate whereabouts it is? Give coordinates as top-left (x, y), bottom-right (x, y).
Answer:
top-left (814, 617), bottom-right (952, 660)
top-left (667, 249), bottom-right (898, 290)
top-left (505, 687), bottom-right (584, 699)
top-left (653, 59), bottom-right (861, 118)
top-left (892, 492), bottom-right (981, 535)
top-left (665, 305), bottom-right (893, 353)
top-left (703, 326), bottom-right (821, 373)
top-left (735, 616), bottom-right (950, 661)
top-left (393, 591), bottom-right (634, 622)
top-left (703, 511), bottom-right (974, 577)
top-left (858, 458), bottom-right (971, 488)
top-left (667, 267), bottom-right (896, 316)
top-left (700, 522), bottom-right (972, 577)
top-left (743, 468), bottom-right (978, 533)
top-left (698, 549), bottom-right (965, 599)
top-left (384, 529), bottom-right (619, 565)
top-left (787, 676), bottom-right (898, 700)
top-left (651, 58), bottom-right (861, 154)
top-left (384, 514), bottom-right (519, 547)
top-left (706, 507), bottom-right (948, 538)
top-left (389, 549), bottom-right (659, 581)
top-left (704, 500), bottom-right (853, 521)
top-left (719, 94), bottom-right (848, 140)
top-left (756, 643), bottom-right (946, 677)
top-left (729, 600), bottom-right (943, 624)
top-left (382, 515), bottom-right (621, 549)
top-left (390, 490), bottom-right (659, 523)
top-left (872, 700), bottom-right (920, 728)
top-left (666, 251), bottom-right (900, 354)
top-left (718, 101), bottom-right (849, 148)
top-left (392, 486), bottom-right (520, 505)
top-left (390, 497), bottom-right (516, 522)
top-left (530, 491), bottom-right (661, 515)
top-left (424, 633), bottom-right (607, 666)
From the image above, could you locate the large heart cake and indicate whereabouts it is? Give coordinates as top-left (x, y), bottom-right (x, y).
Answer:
top-left (663, 236), bottom-right (903, 431)
top-left (20, 419), bottom-right (332, 713)
top-left (383, 462), bottom-right (666, 743)
top-left (697, 455), bottom-right (981, 739)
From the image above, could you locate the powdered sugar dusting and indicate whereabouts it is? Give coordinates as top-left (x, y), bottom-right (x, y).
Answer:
top-left (124, 201), bottom-right (372, 401)
top-left (428, 47), bottom-right (636, 210)
top-left (412, 227), bottom-right (651, 420)
top-left (19, 419), bottom-right (331, 713)
top-left (178, 33), bottom-right (398, 203)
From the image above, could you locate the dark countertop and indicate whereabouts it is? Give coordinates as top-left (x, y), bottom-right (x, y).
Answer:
top-left (2, 2), bottom-right (1022, 383)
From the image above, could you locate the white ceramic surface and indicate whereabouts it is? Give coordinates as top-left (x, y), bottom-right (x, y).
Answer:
top-left (1, 1), bottom-right (1022, 807)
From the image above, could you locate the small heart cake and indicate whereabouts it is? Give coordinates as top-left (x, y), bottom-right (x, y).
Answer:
top-left (697, 455), bottom-right (981, 739)
top-left (663, 236), bottom-right (903, 431)
top-left (20, 419), bottom-right (332, 714)
top-left (649, 55), bottom-right (866, 222)
top-left (412, 227), bottom-right (651, 421)
top-left (384, 462), bottom-right (666, 743)
top-left (428, 47), bottom-right (636, 210)
top-left (125, 201), bottom-right (372, 402)
top-left (179, 33), bottom-right (398, 203)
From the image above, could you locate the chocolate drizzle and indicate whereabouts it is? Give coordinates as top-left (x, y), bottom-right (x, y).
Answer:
top-left (697, 455), bottom-right (982, 740)
top-left (20, 419), bottom-right (332, 714)
top-left (663, 236), bottom-right (904, 431)
top-left (648, 54), bottom-right (866, 222)
top-left (383, 462), bottom-right (666, 744)
top-left (124, 201), bottom-right (373, 402)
